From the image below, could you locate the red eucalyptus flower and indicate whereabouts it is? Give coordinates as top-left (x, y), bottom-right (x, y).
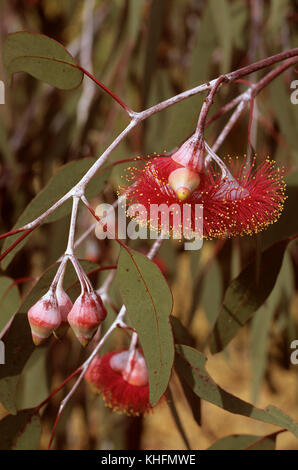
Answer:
top-left (121, 146), bottom-right (286, 239)
top-left (85, 349), bottom-right (152, 416)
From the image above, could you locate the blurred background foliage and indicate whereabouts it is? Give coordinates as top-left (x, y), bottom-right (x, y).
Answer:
top-left (0, 0), bottom-right (298, 450)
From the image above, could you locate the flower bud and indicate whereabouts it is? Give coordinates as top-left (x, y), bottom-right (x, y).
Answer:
top-left (67, 291), bottom-right (107, 346)
top-left (85, 349), bottom-right (151, 416)
top-left (54, 286), bottom-right (73, 338)
top-left (110, 350), bottom-right (148, 386)
top-left (28, 291), bottom-right (61, 346)
top-left (171, 136), bottom-right (204, 172)
top-left (168, 167), bottom-right (200, 201)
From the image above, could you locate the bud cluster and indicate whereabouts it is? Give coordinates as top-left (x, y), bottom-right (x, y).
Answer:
top-left (27, 283), bottom-right (106, 347)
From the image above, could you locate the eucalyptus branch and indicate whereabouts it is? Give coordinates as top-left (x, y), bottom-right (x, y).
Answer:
top-left (2, 48), bottom-right (298, 263)
top-left (65, 196), bottom-right (80, 256)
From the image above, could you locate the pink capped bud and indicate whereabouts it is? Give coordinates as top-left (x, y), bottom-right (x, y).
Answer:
top-left (54, 286), bottom-right (73, 338)
top-left (85, 349), bottom-right (153, 416)
top-left (67, 291), bottom-right (107, 346)
top-left (110, 350), bottom-right (148, 386)
top-left (168, 167), bottom-right (200, 201)
top-left (27, 291), bottom-right (61, 346)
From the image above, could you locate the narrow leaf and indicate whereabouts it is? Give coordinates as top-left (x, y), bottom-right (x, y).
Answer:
top-left (170, 316), bottom-right (195, 347)
top-left (0, 277), bottom-right (20, 331)
top-left (210, 0), bottom-right (233, 74)
top-left (0, 409), bottom-right (41, 450)
top-left (175, 345), bottom-right (298, 437)
top-left (117, 247), bottom-right (174, 406)
top-left (263, 173), bottom-right (298, 248)
top-left (209, 239), bottom-right (289, 353)
top-left (250, 251), bottom-right (293, 403)
top-left (207, 432), bottom-right (278, 450)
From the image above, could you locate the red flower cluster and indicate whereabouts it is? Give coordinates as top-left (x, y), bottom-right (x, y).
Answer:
top-left (85, 350), bottom-right (152, 416)
top-left (122, 153), bottom-right (286, 239)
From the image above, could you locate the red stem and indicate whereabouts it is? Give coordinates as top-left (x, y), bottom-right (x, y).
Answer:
top-left (0, 227), bottom-right (26, 240)
top-left (82, 198), bottom-right (130, 251)
top-left (34, 367), bottom-right (82, 415)
top-left (48, 412), bottom-right (62, 450)
top-left (244, 429), bottom-right (286, 450)
top-left (77, 65), bottom-right (132, 114)
top-left (0, 228), bottom-right (36, 263)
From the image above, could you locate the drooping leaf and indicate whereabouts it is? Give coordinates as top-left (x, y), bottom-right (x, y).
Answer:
top-left (188, 2), bottom-right (218, 88)
top-left (0, 260), bottom-right (98, 414)
top-left (177, 373), bottom-right (202, 427)
top-left (251, 251), bottom-right (294, 403)
top-left (266, 0), bottom-right (291, 37)
top-left (170, 316), bottom-right (201, 424)
top-left (0, 120), bottom-right (14, 166)
top-left (210, 0), bottom-right (233, 74)
top-left (175, 344), bottom-right (298, 437)
top-left (251, 303), bottom-right (276, 404)
top-left (230, 1), bottom-right (248, 50)
top-left (201, 260), bottom-right (223, 329)
top-left (128, 0), bottom-right (144, 43)
top-left (268, 76), bottom-right (297, 157)
top-left (170, 316), bottom-right (195, 347)
top-left (15, 346), bottom-right (49, 410)
top-left (142, 0), bottom-right (166, 107)
top-left (0, 409), bottom-right (41, 450)
top-left (1, 158), bottom-right (111, 269)
top-left (207, 432), bottom-right (279, 450)
top-left (163, 3), bottom-right (216, 152)
top-left (166, 388), bottom-right (191, 450)
top-left (0, 277), bottom-right (20, 331)
top-left (263, 173), bottom-right (298, 248)
top-left (209, 239), bottom-right (289, 354)
top-left (117, 247), bottom-right (174, 406)
top-left (3, 31), bottom-right (83, 90)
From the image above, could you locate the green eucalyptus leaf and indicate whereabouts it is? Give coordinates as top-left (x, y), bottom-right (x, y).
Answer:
top-left (250, 251), bottom-right (294, 403)
top-left (209, 238), bottom-right (289, 354)
top-left (175, 344), bottom-right (298, 437)
top-left (0, 277), bottom-right (20, 331)
top-left (0, 409), bottom-right (41, 450)
top-left (207, 432), bottom-right (278, 450)
top-left (210, 0), bottom-right (233, 74)
top-left (3, 31), bottom-right (83, 90)
top-left (201, 260), bottom-right (223, 329)
top-left (15, 346), bottom-right (49, 410)
top-left (142, 0), bottom-right (166, 108)
top-left (263, 173), bottom-right (298, 248)
top-left (117, 247), bottom-right (174, 406)
top-left (170, 316), bottom-right (195, 347)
